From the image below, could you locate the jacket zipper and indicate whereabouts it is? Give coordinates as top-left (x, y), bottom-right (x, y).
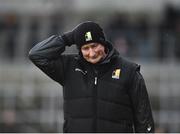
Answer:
top-left (94, 77), bottom-right (97, 85)
top-left (93, 76), bottom-right (98, 132)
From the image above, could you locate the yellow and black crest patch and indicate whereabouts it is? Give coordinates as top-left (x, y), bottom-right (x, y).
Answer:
top-left (85, 31), bottom-right (92, 41)
top-left (112, 69), bottom-right (121, 79)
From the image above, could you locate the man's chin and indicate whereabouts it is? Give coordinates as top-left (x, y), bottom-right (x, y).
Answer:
top-left (88, 56), bottom-right (105, 64)
top-left (88, 59), bottom-right (99, 64)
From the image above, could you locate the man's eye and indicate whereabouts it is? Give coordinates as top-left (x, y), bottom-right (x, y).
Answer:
top-left (92, 44), bottom-right (98, 48)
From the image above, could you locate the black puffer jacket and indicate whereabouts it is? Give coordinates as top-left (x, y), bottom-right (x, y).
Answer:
top-left (29, 35), bottom-right (154, 133)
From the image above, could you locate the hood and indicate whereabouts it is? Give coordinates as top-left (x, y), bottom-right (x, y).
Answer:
top-left (98, 41), bottom-right (119, 65)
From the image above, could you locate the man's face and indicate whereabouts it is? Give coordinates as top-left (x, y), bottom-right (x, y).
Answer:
top-left (81, 43), bottom-right (107, 64)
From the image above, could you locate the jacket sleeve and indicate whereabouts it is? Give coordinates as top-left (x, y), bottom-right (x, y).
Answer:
top-left (129, 70), bottom-right (154, 133)
top-left (28, 35), bottom-right (66, 85)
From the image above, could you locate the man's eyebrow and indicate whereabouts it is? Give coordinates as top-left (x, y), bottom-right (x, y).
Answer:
top-left (82, 45), bottom-right (89, 49)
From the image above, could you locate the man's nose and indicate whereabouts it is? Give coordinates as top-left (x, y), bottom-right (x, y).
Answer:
top-left (89, 48), bottom-right (95, 57)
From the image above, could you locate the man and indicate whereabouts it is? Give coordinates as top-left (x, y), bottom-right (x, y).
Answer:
top-left (29, 21), bottom-right (154, 133)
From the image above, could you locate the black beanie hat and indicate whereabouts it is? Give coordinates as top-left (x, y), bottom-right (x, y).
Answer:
top-left (74, 21), bottom-right (106, 49)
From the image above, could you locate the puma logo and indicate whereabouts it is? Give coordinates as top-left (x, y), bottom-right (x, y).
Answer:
top-left (75, 68), bottom-right (87, 75)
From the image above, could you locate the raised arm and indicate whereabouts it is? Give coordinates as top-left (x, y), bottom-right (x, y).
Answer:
top-left (29, 32), bottom-right (74, 85)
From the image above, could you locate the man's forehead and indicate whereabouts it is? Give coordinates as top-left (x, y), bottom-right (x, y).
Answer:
top-left (82, 42), bottom-right (100, 48)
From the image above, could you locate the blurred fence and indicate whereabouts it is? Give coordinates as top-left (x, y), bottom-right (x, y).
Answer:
top-left (0, 63), bottom-right (63, 132)
top-left (0, 62), bottom-right (180, 132)
top-left (141, 61), bottom-right (180, 132)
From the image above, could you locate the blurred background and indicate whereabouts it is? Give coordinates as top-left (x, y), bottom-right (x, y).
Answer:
top-left (0, 0), bottom-right (180, 132)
